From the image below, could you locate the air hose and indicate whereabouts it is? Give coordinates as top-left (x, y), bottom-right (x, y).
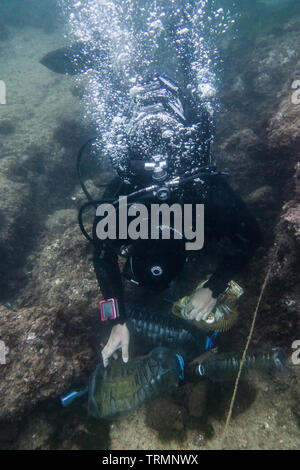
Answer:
top-left (78, 162), bottom-right (228, 244)
top-left (77, 137), bottom-right (98, 202)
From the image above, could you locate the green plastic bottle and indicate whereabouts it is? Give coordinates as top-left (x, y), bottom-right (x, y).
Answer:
top-left (194, 348), bottom-right (287, 382)
top-left (88, 347), bottom-right (184, 420)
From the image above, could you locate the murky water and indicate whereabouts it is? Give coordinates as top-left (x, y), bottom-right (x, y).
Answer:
top-left (0, 0), bottom-right (299, 450)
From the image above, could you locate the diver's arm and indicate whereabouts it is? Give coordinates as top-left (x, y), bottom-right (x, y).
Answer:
top-left (93, 242), bottom-right (126, 325)
top-left (93, 242), bottom-right (130, 366)
top-left (185, 177), bottom-right (260, 321)
top-left (203, 176), bottom-right (261, 297)
top-left (92, 176), bottom-right (128, 324)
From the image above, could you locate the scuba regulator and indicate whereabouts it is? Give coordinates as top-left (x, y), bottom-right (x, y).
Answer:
top-left (130, 155), bottom-right (170, 202)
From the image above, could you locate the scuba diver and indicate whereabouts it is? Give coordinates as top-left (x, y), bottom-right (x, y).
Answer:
top-left (39, 33), bottom-right (260, 370)
top-left (41, 35), bottom-right (289, 424)
top-left (39, 8), bottom-right (292, 422)
top-left (88, 74), bottom-right (261, 368)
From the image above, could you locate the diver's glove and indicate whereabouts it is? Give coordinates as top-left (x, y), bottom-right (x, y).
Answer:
top-left (101, 323), bottom-right (130, 368)
top-left (182, 287), bottom-right (217, 322)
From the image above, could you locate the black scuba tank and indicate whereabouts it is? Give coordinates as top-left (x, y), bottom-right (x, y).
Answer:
top-left (126, 305), bottom-right (216, 361)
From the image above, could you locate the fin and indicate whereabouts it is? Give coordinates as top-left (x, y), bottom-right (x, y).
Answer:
top-left (40, 42), bottom-right (101, 75)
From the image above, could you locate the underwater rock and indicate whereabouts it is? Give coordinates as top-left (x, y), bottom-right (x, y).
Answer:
top-left (215, 16), bottom-right (300, 200)
top-left (291, 373), bottom-right (300, 430)
top-left (14, 412), bottom-right (54, 450)
top-left (246, 185), bottom-right (276, 209)
top-left (187, 383), bottom-right (208, 418)
top-left (70, 178), bottom-right (109, 209)
top-left (277, 164), bottom-right (300, 254)
top-left (53, 119), bottom-right (93, 152)
top-left (146, 397), bottom-right (187, 438)
top-left (283, 16), bottom-right (300, 33)
top-left (0, 304), bottom-right (94, 422)
top-left (220, 128), bottom-right (260, 154)
top-left (45, 209), bottom-right (78, 235)
top-left (0, 174), bottom-right (33, 283)
top-left (281, 201), bottom-right (300, 246)
top-left (251, 161), bottom-right (300, 348)
top-left (211, 21), bottom-right (300, 436)
top-left (57, 422), bottom-right (95, 450)
top-left (268, 95), bottom-right (300, 151)
top-left (18, 226), bottom-right (100, 317)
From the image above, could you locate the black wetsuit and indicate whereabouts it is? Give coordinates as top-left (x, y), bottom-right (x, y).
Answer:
top-left (92, 173), bottom-right (261, 325)
top-left (90, 75), bottom-right (260, 325)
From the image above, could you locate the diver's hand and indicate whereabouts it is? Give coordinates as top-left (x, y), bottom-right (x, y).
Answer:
top-left (183, 288), bottom-right (217, 322)
top-left (101, 323), bottom-right (130, 368)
